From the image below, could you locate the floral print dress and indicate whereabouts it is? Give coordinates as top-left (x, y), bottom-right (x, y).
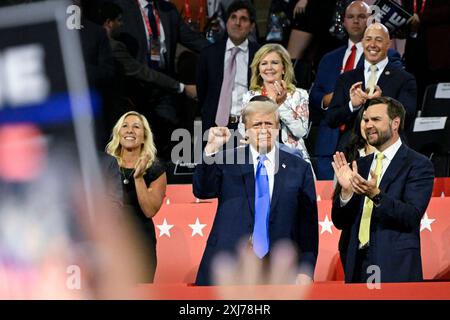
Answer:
top-left (240, 88), bottom-right (311, 164)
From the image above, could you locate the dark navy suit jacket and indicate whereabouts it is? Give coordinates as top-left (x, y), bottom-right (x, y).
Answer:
top-left (310, 47), bottom-right (402, 153)
top-left (331, 143), bottom-right (434, 282)
top-left (325, 62), bottom-right (416, 150)
top-left (310, 46), bottom-right (401, 178)
top-left (193, 145), bottom-right (319, 285)
top-left (196, 39), bottom-right (260, 132)
top-left (310, 47), bottom-right (402, 112)
top-left (114, 0), bottom-right (208, 77)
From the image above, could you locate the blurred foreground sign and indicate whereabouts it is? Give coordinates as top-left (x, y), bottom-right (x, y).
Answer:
top-left (0, 0), bottom-right (102, 216)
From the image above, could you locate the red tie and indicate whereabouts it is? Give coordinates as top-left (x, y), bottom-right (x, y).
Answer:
top-left (343, 45), bottom-right (357, 72)
top-left (339, 45), bottom-right (357, 132)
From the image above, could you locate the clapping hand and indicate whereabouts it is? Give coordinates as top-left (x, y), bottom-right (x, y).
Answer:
top-left (350, 82), bottom-right (383, 107)
top-left (331, 152), bottom-right (356, 199)
top-left (272, 80), bottom-right (288, 105)
top-left (184, 84), bottom-right (197, 100)
top-left (369, 85), bottom-right (382, 98)
top-left (350, 164), bottom-right (380, 199)
top-left (133, 154), bottom-right (151, 179)
top-left (350, 82), bottom-right (369, 107)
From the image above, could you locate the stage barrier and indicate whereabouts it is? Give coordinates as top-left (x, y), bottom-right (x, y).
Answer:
top-left (152, 182), bottom-right (450, 284)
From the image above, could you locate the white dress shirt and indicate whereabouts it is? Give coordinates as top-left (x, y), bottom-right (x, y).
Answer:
top-left (341, 40), bottom-right (364, 72)
top-left (363, 57), bottom-right (389, 90)
top-left (225, 38), bottom-right (250, 117)
top-left (249, 145), bottom-right (275, 200)
top-left (349, 56), bottom-right (390, 113)
top-left (321, 41), bottom-right (364, 110)
top-left (367, 137), bottom-right (402, 182)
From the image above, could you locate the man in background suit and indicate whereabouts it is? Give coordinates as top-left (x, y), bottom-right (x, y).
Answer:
top-left (100, 1), bottom-right (197, 129)
top-left (310, 1), bottom-right (402, 179)
top-left (193, 100), bottom-right (318, 285)
top-left (331, 97), bottom-right (434, 283)
top-left (112, 0), bottom-right (209, 159)
top-left (112, 0), bottom-right (208, 78)
top-left (197, 0), bottom-right (260, 133)
top-left (101, 2), bottom-right (199, 96)
top-left (324, 23), bottom-right (417, 152)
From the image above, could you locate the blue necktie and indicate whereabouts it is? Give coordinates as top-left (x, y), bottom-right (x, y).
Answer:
top-left (253, 154), bottom-right (270, 258)
top-left (146, 1), bottom-right (160, 70)
top-left (146, 2), bottom-right (158, 40)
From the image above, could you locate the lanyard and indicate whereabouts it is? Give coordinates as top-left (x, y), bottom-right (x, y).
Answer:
top-left (413, 0), bottom-right (427, 14)
top-left (184, 0), bottom-right (205, 25)
top-left (198, 0), bottom-right (205, 22)
top-left (184, 0), bottom-right (192, 20)
top-left (138, 0), bottom-right (161, 37)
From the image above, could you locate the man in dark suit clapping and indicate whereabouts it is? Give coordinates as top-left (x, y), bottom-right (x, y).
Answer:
top-left (310, 1), bottom-right (402, 179)
top-left (324, 23), bottom-right (417, 152)
top-left (331, 97), bottom-right (434, 283)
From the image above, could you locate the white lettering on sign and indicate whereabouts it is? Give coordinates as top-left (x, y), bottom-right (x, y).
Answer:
top-left (0, 44), bottom-right (49, 108)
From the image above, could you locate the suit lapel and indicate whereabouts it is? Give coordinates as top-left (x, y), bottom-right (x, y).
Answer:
top-left (338, 46), bottom-right (347, 61)
top-left (376, 63), bottom-right (394, 89)
top-left (356, 67), bottom-right (365, 90)
top-left (269, 148), bottom-right (285, 216)
top-left (379, 144), bottom-right (408, 190)
top-left (356, 154), bottom-right (374, 214)
top-left (216, 40), bottom-right (226, 81)
top-left (156, 3), bottom-right (171, 62)
top-left (359, 153), bottom-right (374, 183)
top-left (130, 1), bottom-right (149, 52)
top-left (338, 46), bottom-right (347, 70)
top-left (240, 146), bottom-right (255, 218)
top-left (158, 8), bottom-right (170, 40)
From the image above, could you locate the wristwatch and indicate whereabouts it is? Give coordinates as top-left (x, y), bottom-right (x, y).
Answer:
top-left (371, 191), bottom-right (383, 206)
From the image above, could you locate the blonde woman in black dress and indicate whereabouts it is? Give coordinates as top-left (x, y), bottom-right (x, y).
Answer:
top-left (106, 111), bottom-right (167, 283)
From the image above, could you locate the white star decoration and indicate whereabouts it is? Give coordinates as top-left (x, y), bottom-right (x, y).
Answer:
top-left (420, 212), bottom-right (436, 232)
top-left (156, 218), bottom-right (174, 237)
top-left (188, 218), bottom-right (207, 237)
top-left (319, 215), bottom-right (334, 234)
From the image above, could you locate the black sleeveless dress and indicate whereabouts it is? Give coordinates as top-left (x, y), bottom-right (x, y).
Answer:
top-left (120, 159), bottom-right (166, 283)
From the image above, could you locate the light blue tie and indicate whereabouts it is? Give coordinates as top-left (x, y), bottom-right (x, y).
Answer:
top-left (253, 154), bottom-right (270, 258)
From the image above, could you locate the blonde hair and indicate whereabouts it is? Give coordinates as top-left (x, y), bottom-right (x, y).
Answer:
top-left (249, 43), bottom-right (296, 93)
top-left (105, 111), bottom-right (157, 170)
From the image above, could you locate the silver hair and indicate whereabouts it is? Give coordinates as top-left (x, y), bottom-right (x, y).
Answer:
top-left (241, 100), bottom-right (280, 125)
